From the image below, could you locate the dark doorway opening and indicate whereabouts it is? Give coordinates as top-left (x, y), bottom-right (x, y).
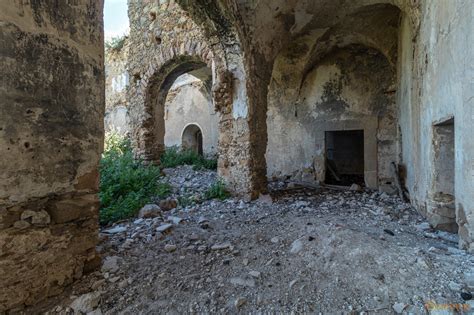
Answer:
top-left (430, 117), bottom-right (456, 232)
top-left (325, 130), bottom-right (365, 186)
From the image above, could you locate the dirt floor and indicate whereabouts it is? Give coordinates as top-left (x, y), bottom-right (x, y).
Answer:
top-left (42, 166), bottom-right (474, 314)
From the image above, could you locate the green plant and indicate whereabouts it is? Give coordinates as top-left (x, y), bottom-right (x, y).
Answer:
top-left (160, 146), bottom-right (217, 170)
top-left (204, 180), bottom-right (230, 201)
top-left (105, 35), bottom-right (127, 52)
top-left (99, 133), bottom-right (170, 225)
top-left (177, 195), bottom-right (195, 207)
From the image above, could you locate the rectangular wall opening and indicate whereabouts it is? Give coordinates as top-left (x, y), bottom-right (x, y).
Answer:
top-left (325, 130), bottom-right (365, 186)
top-left (430, 117), bottom-right (456, 232)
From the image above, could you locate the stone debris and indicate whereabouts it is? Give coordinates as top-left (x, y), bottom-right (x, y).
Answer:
top-left (448, 281), bottom-right (462, 292)
top-left (44, 167), bottom-right (474, 314)
top-left (156, 223), bottom-right (173, 233)
top-left (465, 272), bottom-right (474, 291)
top-left (349, 184), bottom-right (363, 191)
top-left (101, 256), bottom-right (120, 274)
top-left (138, 204), bottom-right (162, 218)
top-left (392, 302), bottom-right (406, 314)
top-left (69, 292), bottom-right (101, 314)
top-left (416, 222), bottom-right (432, 231)
top-left (197, 217), bottom-right (208, 224)
top-left (103, 226), bottom-right (127, 234)
top-left (167, 216), bottom-right (183, 225)
top-left (257, 194), bottom-right (273, 205)
top-left (164, 244), bottom-right (177, 253)
top-left (230, 277), bottom-right (256, 288)
top-left (289, 279), bottom-right (298, 289)
top-left (211, 242), bottom-right (232, 251)
top-left (289, 239), bottom-right (304, 254)
top-left (159, 198), bottom-right (178, 211)
top-left (234, 297), bottom-right (247, 308)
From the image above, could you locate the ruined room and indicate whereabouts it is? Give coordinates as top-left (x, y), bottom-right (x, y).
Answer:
top-left (1, 0), bottom-right (473, 313)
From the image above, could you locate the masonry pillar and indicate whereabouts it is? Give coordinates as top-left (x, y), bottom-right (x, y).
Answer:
top-left (0, 1), bottom-right (104, 311)
top-left (216, 51), bottom-right (272, 199)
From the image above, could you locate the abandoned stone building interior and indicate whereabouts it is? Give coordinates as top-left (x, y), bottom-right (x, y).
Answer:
top-left (1, 0), bottom-right (474, 312)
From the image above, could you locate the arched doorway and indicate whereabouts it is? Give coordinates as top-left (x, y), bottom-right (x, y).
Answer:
top-left (182, 124), bottom-right (204, 155)
top-left (139, 56), bottom-right (215, 163)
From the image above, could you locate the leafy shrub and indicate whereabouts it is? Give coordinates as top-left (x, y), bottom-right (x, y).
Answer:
top-left (204, 180), bottom-right (230, 201)
top-left (160, 146), bottom-right (217, 170)
top-left (99, 133), bottom-right (170, 225)
top-left (105, 35), bottom-right (127, 52)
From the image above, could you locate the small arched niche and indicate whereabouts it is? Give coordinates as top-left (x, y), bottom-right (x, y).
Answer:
top-left (181, 123), bottom-right (203, 156)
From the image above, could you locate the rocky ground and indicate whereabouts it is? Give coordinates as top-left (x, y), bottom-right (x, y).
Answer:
top-left (42, 165), bottom-right (473, 314)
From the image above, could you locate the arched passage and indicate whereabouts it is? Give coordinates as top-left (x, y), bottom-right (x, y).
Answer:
top-left (138, 56), bottom-right (214, 163)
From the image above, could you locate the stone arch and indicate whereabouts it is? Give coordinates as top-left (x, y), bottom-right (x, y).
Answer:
top-left (142, 56), bottom-right (210, 162)
top-left (129, 37), bottom-right (221, 163)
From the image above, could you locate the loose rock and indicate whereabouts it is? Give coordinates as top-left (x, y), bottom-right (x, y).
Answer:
top-left (159, 198), bottom-right (178, 211)
top-left (156, 224), bottom-right (173, 233)
top-left (69, 292), bottom-right (101, 314)
top-left (101, 256), bottom-right (120, 274)
top-left (234, 297), bottom-right (247, 308)
top-left (392, 302), bottom-right (406, 314)
top-left (290, 239), bottom-right (304, 254)
top-left (164, 244), bottom-right (177, 252)
top-left (211, 242), bottom-right (232, 250)
top-left (138, 204), bottom-right (161, 218)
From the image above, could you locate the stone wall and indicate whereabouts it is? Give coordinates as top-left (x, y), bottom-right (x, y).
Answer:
top-left (397, 0), bottom-right (474, 251)
top-left (267, 45), bottom-right (397, 189)
top-left (0, 1), bottom-right (104, 311)
top-left (105, 38), bottom-right (130, 135)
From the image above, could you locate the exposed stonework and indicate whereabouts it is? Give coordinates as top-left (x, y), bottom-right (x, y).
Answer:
top-left (0, 1), bottom-right (104, 311)
top-left (126, 0), bottom-right (215, 161)
top-left (126, 0), bottom-right (259, 196)
top-left (104, 39), bottom-right (218, 156)
top-left (105, 38), bottom-right (130, 135)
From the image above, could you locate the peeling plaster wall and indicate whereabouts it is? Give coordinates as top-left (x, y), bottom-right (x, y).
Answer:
top-left (164, 74), bottom-right (218, 156)
top-left (0, 1), bottom-right (104, 311)
top-left (398, 0), bottom-right (474, 251)
top-left (267, 46), bottom-right (397, 189)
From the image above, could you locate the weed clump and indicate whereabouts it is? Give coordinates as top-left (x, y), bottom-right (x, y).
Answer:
top-left (160, 146), bottom-right (217, 170)
top-left (99, 133), bottom-right (170, 225)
